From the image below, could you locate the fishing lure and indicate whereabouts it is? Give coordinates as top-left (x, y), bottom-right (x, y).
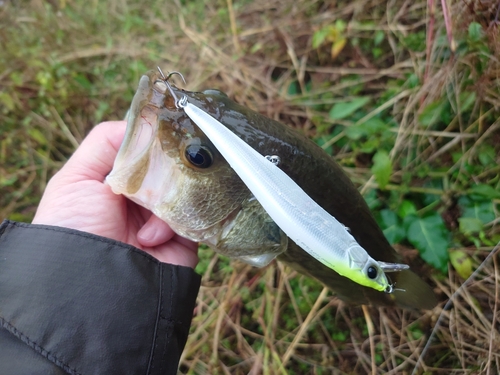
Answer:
top-left (157, 68), bottom-right (408, 293)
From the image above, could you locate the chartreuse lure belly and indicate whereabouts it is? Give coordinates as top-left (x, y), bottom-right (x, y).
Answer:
top-left (159, 70), bottom-right (409, 293)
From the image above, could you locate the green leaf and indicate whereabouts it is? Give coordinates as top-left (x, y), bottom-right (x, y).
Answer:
top-left (250, 42), bottom-right (262, 53)
top-left (346, 117), bottom-right (388, 140)
top-left (418, 99), bottom-right (446, 127)
top-left (468, 22), bottom-right (483, 42)
top-left (458, 196), bottom-right (495, 224)
top-left (449, 250), bottom-right (473, 279)
top-left (335, 19), bottom-right (346, 32)
top-left (372, 47), bottom-right (383, 58)
top-left (478, 145), bottom-right (496, 166)
top-left (371, 150), bottom-right (392, 189)
top-left (287, 80), bottom-right (300, 96)
top-left (362, 117), bottom-right (388, 133)
top-left (312, 28), bottom-right (330, 49)
top-left (10, 71), bottom-right (24, 86)
top-left (345, 124), bottom-right (365, 140)
top-left (0, 175), bottom-right (18, 187)
top-left (94, 101), bottom-right (110, 123)
top-left (315, 136), bottom-right (333, 155)
top-left (403, 31), bottom-right (426, 51)
top-left (329, 97), bottom-right (370, 120)
top-left (406, 214), bottom-right (450, 272)
top-left (398, 200), bottom-right (417, 218)
top-left (408, 323), bottom-right (424, 340)
top-left (458, 217), bottom-right (484, 234)
top-left (359, 138), bottom-right (380, 153)
top-left (459, 91), bottom-right (476, 113)
top-left (407, 73), bottom-right (420, 88)
top-left (28, 128), bottom-right (48, 146)
top-left (364, 189), bottom-right (382, 211)
top-left (74, 73), bottom-right (93, 91)
top-left (420, 181), bottom-right (443, 206)
top-left (374, 30), bottom-right (384, 46)
top-left (469, 184), bottom-right (500, 200)
top-left (0, 92), bottom-right (15, 112)
top-left (379, 209), bottom-right (406, 244)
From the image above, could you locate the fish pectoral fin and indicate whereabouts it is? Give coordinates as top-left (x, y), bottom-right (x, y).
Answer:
top-left (207, 198), bottom-right (288, 266)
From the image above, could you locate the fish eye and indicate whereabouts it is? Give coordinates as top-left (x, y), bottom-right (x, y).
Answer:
top-left (367, 265), bottom-right (378, 279)
top-left (185, 144), bottom-right (213, 168)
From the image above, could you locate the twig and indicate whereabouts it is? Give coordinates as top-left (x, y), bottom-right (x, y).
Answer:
top-left (226, 0), bottom-right (241, 54)
top-left (440, 0), bottom-right (455, 52)
top-left (48, 106), bottom-right (80, 150)
top-left (362, 305), bottom-right (377, 375)
top-left (486, 254), bottom-right (499, 375)
top-left (423, 0), bottom-right (436, 97)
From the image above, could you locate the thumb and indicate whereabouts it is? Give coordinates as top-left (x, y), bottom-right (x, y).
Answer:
top-left (63, 121), bottom-right (127, 182)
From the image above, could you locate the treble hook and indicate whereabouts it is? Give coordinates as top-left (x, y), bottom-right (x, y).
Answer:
top-left (384, 275), bottom-right (406, 294)
top-left (157, 66), bottom-right (187, 108)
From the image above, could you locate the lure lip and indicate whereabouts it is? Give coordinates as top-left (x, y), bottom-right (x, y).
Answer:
top-left (378, 261), bottom-right (410, 273)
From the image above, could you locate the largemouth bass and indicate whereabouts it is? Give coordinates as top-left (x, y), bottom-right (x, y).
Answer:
top-left (107, 70), bottom-right (437, 309)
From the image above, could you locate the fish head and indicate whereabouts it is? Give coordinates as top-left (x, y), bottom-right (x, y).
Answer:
top-left (106, 71), bottom-right (250, 242)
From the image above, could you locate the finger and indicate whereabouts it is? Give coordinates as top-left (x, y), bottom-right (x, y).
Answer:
top-left (144, 239), bottom-right (199, 268)
top-left (173, 234), bottom-right (199, 250)
top-left (63, 121), bottom-right (127, 183)
top-left (137, 214), bottom-right (176, 247)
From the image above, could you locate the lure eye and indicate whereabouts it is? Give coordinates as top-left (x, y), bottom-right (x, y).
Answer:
top-left (367, 266), bottom-right (378, 279)
top-left (185, 144), bottom-right (213, 168)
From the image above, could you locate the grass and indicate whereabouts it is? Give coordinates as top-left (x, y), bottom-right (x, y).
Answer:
top-left (1, 0), bottom-right (499, 373)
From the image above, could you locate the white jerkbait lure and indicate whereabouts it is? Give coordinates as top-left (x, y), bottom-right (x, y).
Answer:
top-left (160, 72), bottom-right (409, 293)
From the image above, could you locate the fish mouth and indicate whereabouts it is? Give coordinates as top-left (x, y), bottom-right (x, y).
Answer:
top-left (106, 74), bottom-right (181, 213)
top-left (107, 71), bottom-right (250, 244)
top-left (112, 74), bottom-right (159, 179)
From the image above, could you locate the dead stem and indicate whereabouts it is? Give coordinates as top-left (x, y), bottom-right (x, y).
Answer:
top-left (362, 305), bottom-right (377, 375)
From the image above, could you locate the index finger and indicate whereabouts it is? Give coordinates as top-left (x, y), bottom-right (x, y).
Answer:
top-left (64, 121), bottom-right (127, 183)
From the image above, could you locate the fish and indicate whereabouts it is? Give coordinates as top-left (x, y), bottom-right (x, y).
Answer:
top-left (107, 70), bottom-right (437, 309)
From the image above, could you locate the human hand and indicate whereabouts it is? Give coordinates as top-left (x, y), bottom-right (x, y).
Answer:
top-left (32, 121), bottom-right (198, 268)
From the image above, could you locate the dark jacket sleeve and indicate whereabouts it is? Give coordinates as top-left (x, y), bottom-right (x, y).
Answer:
top-left (0, 220), bottom-right (201, 375)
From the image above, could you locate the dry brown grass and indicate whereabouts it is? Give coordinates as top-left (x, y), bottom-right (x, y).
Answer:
top-left (1, 0), bottom-right (499, 373)
top-left (179, 248), bottom-right (499, 374)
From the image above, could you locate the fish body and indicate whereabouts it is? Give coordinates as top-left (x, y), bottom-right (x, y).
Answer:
top-left (107, 71), bottom-right (437, 309)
